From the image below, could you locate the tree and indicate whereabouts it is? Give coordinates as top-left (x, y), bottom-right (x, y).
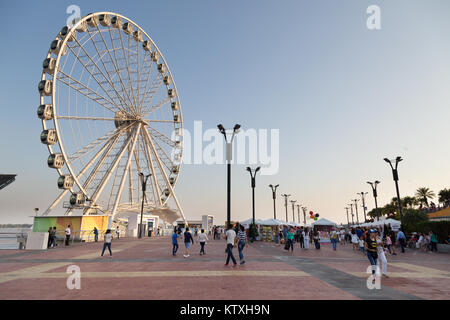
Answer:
top-left (438, 188), bottom-right (450, 206)
top-left (401, 209), bottom-right (429, 233)
top-left (415, 187), bottom-right (435, 207)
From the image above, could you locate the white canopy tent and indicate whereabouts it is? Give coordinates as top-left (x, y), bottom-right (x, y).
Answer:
top-left (259, 218), bottom-right (284, 226)
top-left (311, 218), bottom-right (337, 226)
top-left (240, 218), bottom-right (266, 228)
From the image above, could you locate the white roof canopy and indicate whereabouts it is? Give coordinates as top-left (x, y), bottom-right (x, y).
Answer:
top-left (311, 218), bottom-right (337, 226)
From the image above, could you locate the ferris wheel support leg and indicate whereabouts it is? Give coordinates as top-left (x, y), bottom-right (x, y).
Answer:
top-left (90, 127), bottom-right (135, 209)
top-left (140, 131), bottom-right (162, 205)
top-left (109, 124), bottom-right (142, 226)
top-left (143, 127), bottom-right (188, 227)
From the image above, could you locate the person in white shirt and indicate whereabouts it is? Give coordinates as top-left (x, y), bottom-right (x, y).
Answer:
top-left (303, 228), bottom-right (310, 249)
top-left (65, 225), bottom-right (71, 246)
top-left (101, 229), bottom-right (113, 257)
top-left (115, 226), bottom-right (120, 239)
top-left (198, 229), bottom-right (208, 255)
top-left (225, 224), bottom-right (237, 266)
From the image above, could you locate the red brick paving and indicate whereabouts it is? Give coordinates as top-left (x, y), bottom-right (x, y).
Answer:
top-left (0, 236), bottom-right (448, 300)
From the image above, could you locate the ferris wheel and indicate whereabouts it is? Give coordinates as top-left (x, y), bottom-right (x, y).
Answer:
top-left (37, 12), bottom-right (186, 224)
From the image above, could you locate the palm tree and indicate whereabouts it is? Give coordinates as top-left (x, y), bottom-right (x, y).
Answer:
top-left (415, 187), bottom-right (435, 207)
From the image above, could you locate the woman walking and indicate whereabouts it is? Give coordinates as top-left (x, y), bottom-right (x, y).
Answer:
top-left (351, 229), bottom-right (359, 251)
top-left (237, 225), bottom-right (247, 265)
top-left (101, 229), bottom-right (113, 258)
top-left (183, 227), bottom-right (194, 258)
top-left (303, 228), bottom-right (310, 249)
top-left (377, 231), bottom-right (388, 278)
top-left (365, 229), bottom-right (378, 279)
top-left (198, 229), bottom-right (208, 255)
top-left (286, 227), bottom-right (295, 255)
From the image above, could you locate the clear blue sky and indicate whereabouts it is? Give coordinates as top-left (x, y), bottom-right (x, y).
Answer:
top-left (1, 0), bottom-right (450, 224)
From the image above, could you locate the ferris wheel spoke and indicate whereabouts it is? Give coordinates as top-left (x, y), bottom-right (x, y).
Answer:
top-left (105, 26), bottom-right (136, 111)
top-left (117, 26), bottom-right (139, 114)
top-left (79, 132), bottom-right (122, 193)
top-left (135, 53), bottom-right (153, 114)
top-left (142, 96), bottom-right (171, 116)
top-left (67, 126), bottom-right (121, 163)
top-left (137, 133), bottom-right (158, 204)
top-left (111, 124), bottom-right (141, 217)
top-left (57, 115), bottom-right (134, 121)
top-left (85, 28), bottom-right (132, 112)
top-left (146, 125), bottom-right (177, 148)
top-left (67, 38), bottom-right (128, 114)
top-left (139, 130), bottom-right (163, 204)
top-left (139, 74), bottom-right (164, 111)
top-left (143, 127), bottom-right (186, 222)
top-left (145, 119), bottom-right (178, 124)
top-left (57, 70), bottom-right (121, 115)
top-left (146, 128), bottom-right (175, 170)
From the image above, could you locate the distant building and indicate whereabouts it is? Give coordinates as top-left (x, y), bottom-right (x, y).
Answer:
top-left (175, 215), bottom-right (214, 233)
top-left (0, 174), bottom-right (17, 190)
top-left (428, 207), bottom-right (450, 221)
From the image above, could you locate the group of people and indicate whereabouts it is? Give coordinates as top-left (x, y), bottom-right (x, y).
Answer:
top-left (171, 224), bottom-right (248, 266)
top-left (47, 225), bottom-right (73, 248)
top-left (278, 226), bottom-right (323, 253)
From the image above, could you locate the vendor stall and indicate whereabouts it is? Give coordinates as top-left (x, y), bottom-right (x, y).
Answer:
top-left (311, 218), bottom-right (337, 243)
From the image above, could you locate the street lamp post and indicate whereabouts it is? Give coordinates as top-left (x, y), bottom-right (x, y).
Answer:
top-left (353, 199), bottom-right (360, 225)
top-left (218, 124), bottom-right (241, 227)
top-left (384, 157), bottom-right (403, 223)
top-left (281, 194), bottom-right (290, 222)
top-left (269, 184), bottom-right (279, 220)
top-left (345, 207), bottom-right (349, 226)
top-left (367, 180), bottom-right (380, 218)
top-left (290, 200), bottom-right (297, 222)
top-left (348, 203), bottom-right (354, 225)
top-left (296, 204), bottom-right (301, 223)
top-left (301, 207), bottom-right (307, 225)
top-left (247, 167), bottom-right (261, 226)
top-left (138, 172), bottom-right (151, 239)
top-left (358, 192), bottom-right (368, 222)
top-left (34, 208), bottom-right (39, 216)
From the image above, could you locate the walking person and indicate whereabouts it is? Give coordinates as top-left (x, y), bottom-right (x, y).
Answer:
top-left (313, 230), bottom-right (320, 250)
top-left (198, 229), bottom-right (208, 255)
top-left (330, 228), bottom-right (338, 251)
top-left (52, 227), bottom-right (57, 247)
top-left (47, 227), bottom-right (53, 248)
top-left (396, 229), bottom-right (407, 253)
top-left (430, 231), bottom-right (438, 252)
top-left (351, 230), bottom-right (359, 251)
top-left (303, 228), bottom-right (310, 249)
top-left (377, 231), bottom-right (388, 278)
top-left (224, 224), bottom-right (237, 267)
top-left (172, 227), bottom-right (179, 256)
top-left (237, 225), bottom-right (247, 265)
top-left (65, 225), bottom-right (71, 246)
top-left (101, 229), bottom-right (113, 257)
top-left (298, 227), bottom-right (304, 249)
top-left (365, 229), bottom-right (379, 280)
top-left (286, 227), bottom-right (295, 255)
top-left (115, 226), bottom-right (120, 240)
top-left (386, 234), bottom-right (392, 255)
top-left (183, 227), bottom-right (194, 258)
top-left (93, 227), bottom-right (99, 242)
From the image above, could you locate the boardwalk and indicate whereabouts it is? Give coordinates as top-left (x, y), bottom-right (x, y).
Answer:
top-left (0, 236), bottom-right (449, 300)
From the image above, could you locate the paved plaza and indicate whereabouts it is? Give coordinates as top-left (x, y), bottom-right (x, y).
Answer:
top-left (0, 236), bottom-right (449, 300)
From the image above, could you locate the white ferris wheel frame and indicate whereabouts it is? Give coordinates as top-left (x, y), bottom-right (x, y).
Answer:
top-left (38, 12), bottom-right (188, 226)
